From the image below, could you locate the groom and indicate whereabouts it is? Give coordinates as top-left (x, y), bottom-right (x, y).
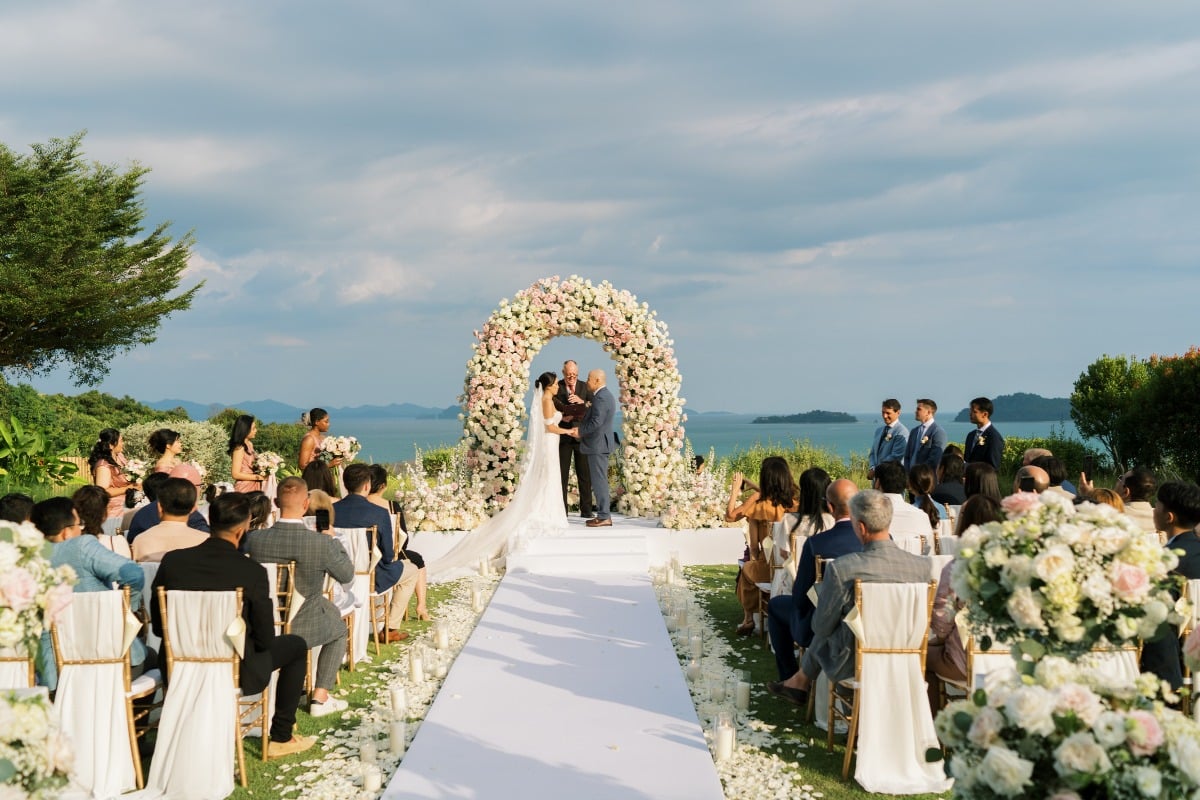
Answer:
top-left (574, 369), bottom-right (615, 528)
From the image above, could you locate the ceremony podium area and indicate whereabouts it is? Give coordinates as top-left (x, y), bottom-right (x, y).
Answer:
top-left (385, 517), bottom-right (739, 799)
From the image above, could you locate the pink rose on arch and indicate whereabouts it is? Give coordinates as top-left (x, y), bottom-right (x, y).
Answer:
top-left (1125, 710), bottom-right (1165, 756)
top-left (1110, 561), bottom-right (1150, 602)
top-left (0, 567), bottom-right (38, 613)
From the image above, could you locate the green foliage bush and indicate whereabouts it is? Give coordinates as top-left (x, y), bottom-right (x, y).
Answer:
top-left (0, 416), bottom-right (79, 487)
top-left (1000, 432), bottom-right (1106, 481)
top-left (121, 420), bottom-right (232, 482)
top-left (718, 438), bottom-right (869, 487)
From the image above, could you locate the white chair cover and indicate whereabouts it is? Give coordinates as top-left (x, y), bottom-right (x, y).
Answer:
top-left (139, 562), bottom-right (162, 657)
top-left (852, 582), bottom-right (952, 794)
top-left (1187, 580), bottom-right (1200, 631)
top-left (895, 534), bottom-right (927, 556)
top-left (53, 591), bottom-right (138, 798)
top-left (924, 554), bottom-right (955, 581)
top-left (335, 527), bottom-right (378, 665)
top-left (768, 518), bottom-right (799, 597)
top-left (1083, 644), bottom-right (1140, 685)
top-left (0, 645), bottom-right (33, 689)
top-left (142, 591), bottom-right (240, 800)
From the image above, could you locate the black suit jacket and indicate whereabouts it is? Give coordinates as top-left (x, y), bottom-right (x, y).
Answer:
top-left (964, 425), bottom-right (1004, 471)
top-left (554, 379), bottom-right (593, 429)
top-left (151, 536), bottom-right (279, 694)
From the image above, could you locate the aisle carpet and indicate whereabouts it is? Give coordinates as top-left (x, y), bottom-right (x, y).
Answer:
top-left (384, 533), bottom-right (725, 799)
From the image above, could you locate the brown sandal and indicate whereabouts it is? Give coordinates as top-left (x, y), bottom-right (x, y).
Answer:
top-left (735, 621), bottom-right (756, 636)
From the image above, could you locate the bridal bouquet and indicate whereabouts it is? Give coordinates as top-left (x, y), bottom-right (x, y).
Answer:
top-left (935, 656), bottom-right (1200, 799)
top-left (951, 493), bottom-right (1184, 660)
top-left (0, 689), bottom-right (74, 799)
top-left (317, 436), bottom-right (361, 464)
top-left (253, 451), bottom-right (285, 477)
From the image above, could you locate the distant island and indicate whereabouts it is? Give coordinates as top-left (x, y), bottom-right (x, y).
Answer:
top-left (752, 410), bottom-right (858, 424)
top-left (953, 392), bottom-right (1071, 422)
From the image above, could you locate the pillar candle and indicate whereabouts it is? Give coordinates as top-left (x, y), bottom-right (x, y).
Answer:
top-left (390, 719), bottom-right (407, 756)
top-left (410, 649), bottom-right (424, 683)
top-left (363, 764), bottom-right (382, 792)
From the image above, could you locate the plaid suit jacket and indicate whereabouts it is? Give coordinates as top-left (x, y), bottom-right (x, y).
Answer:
top-left (809, 538), bottom-right (932, 684)
top-left (246, 521), bottom-right (355, 648)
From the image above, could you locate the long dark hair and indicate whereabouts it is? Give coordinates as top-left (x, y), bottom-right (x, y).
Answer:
top-left (908, 464), bottom-right (940, 529)
top-left (954, 494), bottom-right (1003, 536)
top-left (227, 415), bottom-right (255, 455)
top-left (72, 484), bottom-right (110, 536)
top-left (302, 460), bottom-right (338, 496)
top-left (794, 467), bottom-right (831, 534)
top-left (535, 371), bottom-right (557, 391)
top-left (964, 462), bottom-right (1001, 502)
top-left (758, 456), bottom-right (797, 509)
top-left (148, 428), bottom-right (181, 456)
top-left (88, 428), bottom-right (121, 469)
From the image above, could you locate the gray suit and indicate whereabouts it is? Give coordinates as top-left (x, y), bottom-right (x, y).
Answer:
top-left (801, 539), bottom-right (932, 684)
top-left (578, 386), bottom-right (616, 520)
top-left (247, 520), bottom-right (355, 691)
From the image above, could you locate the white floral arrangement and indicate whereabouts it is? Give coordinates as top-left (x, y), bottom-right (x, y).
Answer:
top-left (395, 445), bottom-right (489, 532)
top-left (318, 436), bottom-right (362, 464)
top-left (0, 689), bottom-right (74, 798)
top-left (659, 444), bottom-right (731, 530)
top-left (461, 276), bottom-right (686, 516)
top-left (935, 655), bottom-right (1200, 799)
top-left (122, 458), bottom-right (149, 483)
top-left (0, 520), bottom-right (76, 798)
top-left (951, 493), bottom-right (1185, 660)
top-left (254, 451), bottom-right (286, 477)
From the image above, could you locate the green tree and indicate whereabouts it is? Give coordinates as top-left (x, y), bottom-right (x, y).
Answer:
top-left (1069, 354), bottom-right (1149, 473)
top-left (0, 132), bottom-right (200, 385)
top-left (1141, 347), bottom-right (1200, 481)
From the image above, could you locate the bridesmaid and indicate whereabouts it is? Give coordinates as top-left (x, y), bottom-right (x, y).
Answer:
top-left (228, 415), bottom-right (265, 493)
top-left (89, 428), bottom-right (139, 531)
top-left (299, 407), bottom-right (342, 496)
top-left (148, 428), bottom-right (184, 474)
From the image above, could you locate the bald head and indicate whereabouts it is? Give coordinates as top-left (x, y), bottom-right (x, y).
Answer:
top-left (586, 369), bottom-right (606, 392)
top-left (826, 478), bottom-right (858, 518)
top-left (1014, 465), bottom-right (1050, 494)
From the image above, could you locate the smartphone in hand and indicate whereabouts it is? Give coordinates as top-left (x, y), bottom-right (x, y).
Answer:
top-left (1081, 455), bottom-right (1096, 482)
top-left (315, 509), bottom-right (331, 532)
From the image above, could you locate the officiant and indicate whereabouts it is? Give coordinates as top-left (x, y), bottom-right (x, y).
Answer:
top-left (554, 359), bottom-right (594, 517)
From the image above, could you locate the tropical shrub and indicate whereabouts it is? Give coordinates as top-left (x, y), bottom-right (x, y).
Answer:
top-left (0, 416), bottom-right (78, 487)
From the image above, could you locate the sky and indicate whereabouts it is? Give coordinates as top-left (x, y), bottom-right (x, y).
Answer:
top-left (3, 1), bottom-right (1199, 415)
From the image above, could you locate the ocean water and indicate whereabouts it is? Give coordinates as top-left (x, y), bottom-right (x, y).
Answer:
top-left (348, 414), bottom-right (1079, 465)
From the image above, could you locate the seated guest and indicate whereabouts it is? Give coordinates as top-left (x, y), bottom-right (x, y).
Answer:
top-left (1090, 488), bottom-right (1125, 512)
top-left (1012, 465), bottom-right (1050, 495)
top-left (306, 490), bottom-right (335, 528)
top-left (247, 477), bottom-right (354, 717)
top-left (953, 495), bottom-right (1004, 536)
top-left (128, 466), bottom-right (210, 541)
top-left (1024, 448), bottom-right (1079, 495)
top-left (931, 453), bottom-right (966, 506)
top-left (1033, 455), bottom-right (1074, 499)
top-left (302, 459), bottom-right (339, 498)
top-left (0, 492), bottom-right (34, 523)
top-left (1091, 467), bottom-right (1158, 533)
top-left (367, 464), bottom-right (429, 621)
top-left (766, 478), bottom-right (861, 681)
top-left (131, 478), bottom-right (209, 562)
top-left (151, 493), bottom-right (315, 757)
top-left (873, 461), bottom-right (934, 552)
top-left (332, 463), bottom-right (419, 642)
top-left (774, 467), bottom-right (836, 595)
top-left (33, 497), bottom-right (151, 692)
top-left (964, 462), bottom-right (1001, 503)
top-left (767, 490), bottom-right (932, 706)
top-left (72, 484), bottom-right (133, 558)
top-left (724, 457), bottom-right (799, 635)
top-left (1139, 482), bottom-right (1200, 689)
top-left (907, 464), bottom-right (947, 522)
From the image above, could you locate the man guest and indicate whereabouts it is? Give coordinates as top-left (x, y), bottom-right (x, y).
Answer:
top-left (554, 359), bottom-right (594, 517)
top-left (573, 369), bottom-right (616, 528)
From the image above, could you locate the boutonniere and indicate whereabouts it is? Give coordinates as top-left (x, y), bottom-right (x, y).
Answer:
top-left (921, 436), bottom-right (929, 445)
top-left (977, 435), bottom-right (986, 447)
top-left (884, 433), bottom-right (893, 441)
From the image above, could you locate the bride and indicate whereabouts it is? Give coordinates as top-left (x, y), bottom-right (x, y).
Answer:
top-left (427, 371), bottom-right (574, 582)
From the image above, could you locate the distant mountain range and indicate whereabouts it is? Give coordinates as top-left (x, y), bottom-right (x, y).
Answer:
top-left (148, 398), bottom-right (461, 423)
top-left (952, 392), bottom-right (1071, 422)
top-left (752, 410), bottom-right (857, 424)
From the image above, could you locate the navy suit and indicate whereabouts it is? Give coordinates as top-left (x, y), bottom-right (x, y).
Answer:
top-left (765, 519), bottom-right (863, 679)
top-left (331, 494), bottom-right (405, 592)
top-left (868, 423), bottom-right (908, 472)
top-left (578, 386), bottom-right (616, 520)
top-left (1141, 531), bottom-right (1200, 688)
top-left (964, 425), bottom-right (1004, 471)
top-left (905, 421), bottom-right (947, 470)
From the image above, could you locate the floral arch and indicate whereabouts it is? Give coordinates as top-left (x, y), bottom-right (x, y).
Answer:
top-left (460, 276), bottom-right (686, 517)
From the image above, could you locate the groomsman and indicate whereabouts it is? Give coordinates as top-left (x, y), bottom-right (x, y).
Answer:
top-left (905, 398), bottom-right (947, 470)
top-left (866, 399), bottom-right (908, 481)
top-left (964, 397), bottom-right (1004, 471)
top-left (554, 360), bottom-right (594, 517)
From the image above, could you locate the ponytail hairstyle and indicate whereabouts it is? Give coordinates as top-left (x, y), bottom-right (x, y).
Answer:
top-left (88, 428), bottom-right (122, 469)
top-left (535, 371), bottom-right (557, 392)
top-left (148, 428), bottom-right (181, 456)
top-left (907, 464), bottom-right (940, 529)
top-left (227, 415), bottom-right (256, 455)
top-left (302, 408), bottom-right (329, 428)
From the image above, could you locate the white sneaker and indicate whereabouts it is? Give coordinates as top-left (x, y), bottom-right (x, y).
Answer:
top-left (309, 697), bottom-right (349, 717)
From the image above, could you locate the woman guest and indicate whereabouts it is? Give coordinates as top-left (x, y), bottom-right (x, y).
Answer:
top-left (773, 467), bottom-right (834, 597)
top-left (908, 463), bottom-right (947, 527)
top-left (963, 462), bottom-right (1002, 503)
top-left (148, 428), bottom-right (184, 474)
top-left (89, 428), bottom-right (139, 533)
top-left (72, 484), bottom-right (133, 558)
top-left (724, 456), bottom-right (799, 635)
top-left (228, 415), bottom-right (265, 493)
top-left (299, 408), bottom-right (341, 495)
top-left (367, 464), bottom-right (429, 621)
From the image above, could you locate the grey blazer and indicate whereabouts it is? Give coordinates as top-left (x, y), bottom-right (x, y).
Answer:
top-left (809, 539), bottom-right (933, 684)
top-left (579, 386), bottom-right (616, 455)
top-left (246, 521), bottom-right (355, 648)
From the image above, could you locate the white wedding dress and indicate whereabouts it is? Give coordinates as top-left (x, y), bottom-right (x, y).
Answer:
top-left (428, 389), bottom-right (568, 582)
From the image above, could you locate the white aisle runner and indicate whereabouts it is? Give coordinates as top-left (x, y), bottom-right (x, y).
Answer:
top-left (384, 569), bottom-right (725, 799)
